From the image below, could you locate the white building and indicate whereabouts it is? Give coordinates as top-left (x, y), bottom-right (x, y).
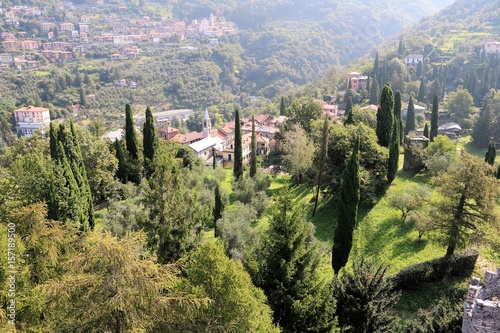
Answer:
top-left (405, 54), bottom-right (423, 68)
top-left (402, 104), bottom-right (426, 119)
top-left (14, 106), bottom-right (51, 138)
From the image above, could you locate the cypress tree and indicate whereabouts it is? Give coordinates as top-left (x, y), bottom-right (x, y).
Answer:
top-left (279, 97), bottom-right (286, 116)
top-left (115, 139), bottom-right (128, 183)
top-left (212, 147), bottom-right (216, 170)
top-left (250, 115), bottom-right (257, 178)
top-left (394, 91), bottom-right (403, 144)
top-left (49, 122), bottom-right (58, 160)
top-left (79, 86), bottom-right (85, 106)
top-left (373, 52), bottom-right (379, 83)
top-left (418, 77), bottom-right (426, 103)
top-left (404, 96), bottom-right (416, 135)
top-left (387, 118), bottom-right (400, 182)
top-left (344, 96), bottom-right (354, 125)
top-left (125, 103), bottom-right (139, 160)
top-left (332, 136), bottom-right (360, 274)
top-left (416, 60), bottom-right (423, 79)
top-left (213, 184), bottom-right (224, 238)
top-left (376, 83), bottom-right (394, 147)
top-left (485, 141), bottom-right (496, 166)
top-left (312, 116), bottom-right (329, 217)
top-left (423, 123), bottom-right (429, 138)
top-left (430, 93), bottom-right (439, 142)
top-left (369, 79), bottom-right (379, 105)
top-left (497, 163), bottom-right (500, 179)
top-left (471, 105), bottom-right (492, 148)
top-left (143, 106), bottom-right (158, 178)
top-left (233, 108), bottom-right (243, 181)
top-left (398, 36), bottom-right (404, 57)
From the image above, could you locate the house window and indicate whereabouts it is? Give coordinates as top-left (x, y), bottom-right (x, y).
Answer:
top-left (228, 154), bottom-right (232, 161)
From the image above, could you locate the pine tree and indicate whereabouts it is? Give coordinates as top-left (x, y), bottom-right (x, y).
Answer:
top-left (376, 83), bottom-right (394, 147)
top-left (250, 115), bottom-right (257, 178)
top-left (233, 108), bottom-right (243, 181)
top-left (125, 103), bottom-right (139, 160)
top-left (279, 97), bottom-right (286, 116)
top-left (143, 106), bottom-right (158, 178)
top-left (418, 77), bottom-right (426, 103)
top-left (404, 96), bottom-right (416, 135)
top-left (430, 93), bottom-right (439, 142)
top-left (423, 123), bottom-right (429, 138)
top-left (332, 136), bottom-right (360, 274)
top-left (115, 139), bottom-right (128, 183)
top-left (213, 184), bottom-right (224, 238)
top-left (485, 141), bottom-right (496, 166)
top-left (388, 117), bottom-right (400, 182)
top-left (257, 188), bottom-right (336, 332)
top-left (344, 96), bottom-right (354, 125)
top-left (472, 105), bottom-right (492, 148)
top-left (369, 79), bottom-right (379, 105)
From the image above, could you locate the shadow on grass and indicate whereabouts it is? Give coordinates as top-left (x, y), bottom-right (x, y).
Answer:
top-left (308, 196), bottom-right (336, 243)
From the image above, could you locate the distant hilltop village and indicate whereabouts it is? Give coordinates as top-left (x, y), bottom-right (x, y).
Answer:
top-left (0, 1), bottom-right (238, 68)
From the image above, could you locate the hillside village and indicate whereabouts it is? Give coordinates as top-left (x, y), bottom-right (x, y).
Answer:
top-left (0, 1), bottom-right (237, 68)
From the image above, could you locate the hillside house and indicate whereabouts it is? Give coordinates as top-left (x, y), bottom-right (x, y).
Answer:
top-left (14, 106), bottom-right (51, 138)
top-left (347, 72), bottom-right (369, 91)
top-left (405, 54), bottom-right (423, 68)
top-left (402, 103), bottom-right (426, 119)
top-left (438, 122), bottom-right (461, 139)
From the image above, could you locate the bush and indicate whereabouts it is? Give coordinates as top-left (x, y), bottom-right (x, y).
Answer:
top-left (392, 249), bottom-right (478, 291)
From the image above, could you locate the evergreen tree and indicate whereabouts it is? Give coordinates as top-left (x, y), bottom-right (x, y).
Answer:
top-left (312, 116), bottom-right (329, 217)
top-left (416, 60), bottom-right (423, 79)
top-left (332, 136), bottom-right (360, 274)
top-left (471, 105), bottom-right (492, 148)
top-left (430, 93), bottom-right (439, 142)
top-left (279, 97), bottom-right (286, 116)
top-left (250, 115), bottom-right (257, 178)
top-left (49, 122), bottom-right (58, 160)
top-left (404, 96), bottom-right (416, 135)
top-left (143, 106), bottom-right (158, 178)
top-left (497, 163), bottom-right (500, 179)
top-left (388, 117), bottom-right (400, 182)
top-left (398, 36), bottom-right (404, 57)
top-left (418, 77), bottom-right (426, 103)
top-left (334, 260), bottom-right (400, 332)
top-left (213, 184), bottom-right (224, 238)
top-left (115, 139), bottom-right (127, 183)
top-left (423, 123), bottom-right (429, 138)
top-left (233, 108), bottom-right (243, 181)
top-left (125, 103), bottom-right (139, 160)
top-left (79, 86), bottom-right (85, 106)
top-left (370, 79), bottom-right (379, 105)
top-left (376, 83), bottom-right (394, 147)
top-left (394, 91), bottom-right (403, 144)
top-left (257, 188), bottom-right (336, 332)
top-left (212, 147), bottom-right (216, 170)
top-left (344, 96), bottom-right (354, 125)
top-left (373, 52), bottom-right (379, 83)
top-left (485, 141), bottom-right (496, 166)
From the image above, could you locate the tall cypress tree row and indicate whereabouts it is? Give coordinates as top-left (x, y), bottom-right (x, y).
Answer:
top-left (332, 136), bottom-right (360, 274)
top-left (233, 108), bottom-right (243, 181)
top-left (404, 96), bottom-right (416, 135)
top-left (125, 103), bottom-right (139, 160)
top-left (115, 138), bottom-right (128, 183)
top-left (423, 123), bottom-right (429, 138)
top-left (280, 97), bottom-right (286, 116)
top-left (485, 141), bottom-right (496, 166)
top-left (250, 115), bottom-right (257, 178)
top-left (344, 96), bottom-right (354, 125)
top-left (213, 184), bottom-right (224, 238)
top-left (418, 77), bottom-right (426, 103)
top-left (430, 94), bottom-right (439, 142)
top-left (143, 106), bottom-right (158, 178)
top-left (376, 83), bottom-right (394, 147)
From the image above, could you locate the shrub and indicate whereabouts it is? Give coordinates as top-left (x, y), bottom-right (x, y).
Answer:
top-left (392, 249), bottom-right (478, 291)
